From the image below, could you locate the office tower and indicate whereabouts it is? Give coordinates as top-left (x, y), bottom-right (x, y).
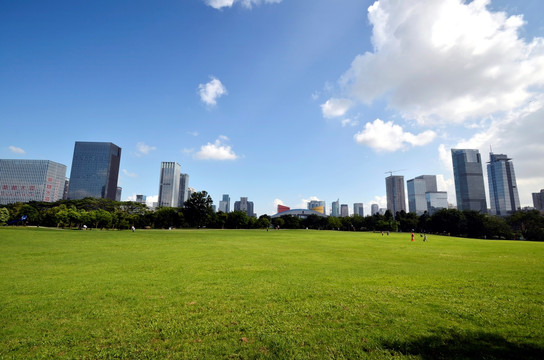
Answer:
top-left (234, 197), bottom-right (255, 217)
top-left (331, 200), bottom-right (340, 217)
top-left (371, 203), bottom-right (379, 215)
top-left (340, 204), bottom-right (349, 217)
top-left (308, 200), bottom-right (326, 215)
top-left (68, 142), bottom-right (121, 200)
top-left (533, 190), bottom-right (544, 210)
top-left (219, 194), bottom-right (230, 213)
top-left (63, 179), bottom-right (69, 200)
top-left (178, 173), bottom-right (189, 207)
top-left (426, 192), bottom-right (448, 215)
top-left (353, 203), bottom-right (364, 216)
top-left (136, 195), bottom-right (146, 204)
top-left (386, 175), bottom-right (406, 215)
top-left (451, 149), bottom-right (487, 213)
top-left (158, 162), bottom-right (181, 207)
top-left (487, 153), bottom-right (520, 216)
top-left (407, 175), bottom-right (442, 215)
top-left (116, 187), bottom-right (122, 202)
top-left (0, 159), bottom-right (67, 204)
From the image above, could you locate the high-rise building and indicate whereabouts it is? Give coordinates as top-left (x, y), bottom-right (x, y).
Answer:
top-left (487, 153), bottom-right (520, 216)
top-left (116, 187), bottom-right (122, 202)
top-left (532, 189), bottom-right (544, 211)
top-left (0, 159), bottom-right (67, 204)
top-left (308, 200), bottom-right (326, 215)
top-left (451, 149), bottom-right (487, 213)
top-left (234, 197), bottom-right (255, 217)
top-left (135, 195), bottom-right (146, 204)
top-left (353, 203), bottom-right (364, 216)
top-left (426, 191), bottom-right (448, 215)
top-left (386, 175), bottom-right (406, 215)
top-left (158, 162), bottom-right (181, 207)
top-left (371, 204), bottom-right (379, 215)
top-left (407, 175), bottom-right (443, 215)
top-left (340, 204), bottom-right (349, 217)
top-left (219, 194), bottom-right (230, 213)
top-left (68, 142), bottom-right (121, 200)
top-left (331, 200), bottom-right (340, 217)
top-left (178, 173), bottom-right (189, 207)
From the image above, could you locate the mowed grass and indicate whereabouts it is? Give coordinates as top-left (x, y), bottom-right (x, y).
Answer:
top-left (0, 228), bottom-right (543, 359)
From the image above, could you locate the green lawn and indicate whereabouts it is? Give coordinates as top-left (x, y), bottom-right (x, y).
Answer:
top-left (1, 227), bottom-right (543, 359)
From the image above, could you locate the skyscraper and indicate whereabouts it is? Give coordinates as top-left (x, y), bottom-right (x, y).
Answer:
top-left (451, 149), bottom-right (487, 213)
top-left (68, 142), bottom-right (121, 200)
top-left (178, 173), bottom-right (189, 207)
top-left (407, 175), bottom-right (442, 215)
top-left (353, 203), bottom-right (364, 216)
top-left (487, 153), bottom-right (520, 215)
top-left (371, 204), bottom-right (379, 215)
top-left (386, 175), bottom-right (406, 215)
top-left (532, 189), bottom-right (544, 211)
top-left (219, 194), bottom-right (230, 213)
top-left (0, 159), bottom-right (67, 204)
top-left (234, 197), bottom-right (255, 217)
top-left (158, 162), bottom-right (181, 207)
top-left (331, 200), bottom-right (340, 217)
top-left (340, 204), bottom-right (349, 217)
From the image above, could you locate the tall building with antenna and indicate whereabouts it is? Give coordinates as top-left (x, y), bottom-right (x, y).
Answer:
top-left (385, 174), bottom-right (406, 215)
top-left (487, 152), bottom-right (520, 215)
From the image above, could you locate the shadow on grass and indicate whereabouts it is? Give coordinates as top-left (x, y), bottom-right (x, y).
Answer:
top-left (382, 329), bottom-right (544, 360)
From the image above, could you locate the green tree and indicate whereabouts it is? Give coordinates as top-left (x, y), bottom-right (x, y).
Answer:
top-left (226, 211), bottom-right (250, 229)
top-left (0, 207), bottom-right (9, 224)
top-left (183, 191), bottom-right (214, 228)
top-left (507, 210), bottom-right (544, 241)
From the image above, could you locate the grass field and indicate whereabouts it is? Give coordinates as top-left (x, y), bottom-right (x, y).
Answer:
top-left (0, 227), bottom-right (543, 359)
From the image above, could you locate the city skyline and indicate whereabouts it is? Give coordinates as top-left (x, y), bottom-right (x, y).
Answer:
top-left (2, 0), bottom-right (544, 216)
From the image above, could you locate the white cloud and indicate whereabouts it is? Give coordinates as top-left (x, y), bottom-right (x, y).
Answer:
top-left (136, 142), bottom-right (156, 157)
top-left (204, 0), bottom-right (281, 10)
top-left (341, 118), bottom-right (359, 127)
top-left (146, 195), bottom-right (158, 207)
top-left (187, 131), bottom-right (199, 137)
top-left (195, 136), bottom-right (238, 160)
top-left (338, 0), bottom-right (544, 126)
top-left (122, 169), bottom-right (138, 178)
top-left (198, 77), bottom-right (227, 106)
top-left (321, 98), bottom-right (352, 118)
top-left (9, 146), bottom-right (25, 154)
top-left (354, 119), bottom-right (436, 152)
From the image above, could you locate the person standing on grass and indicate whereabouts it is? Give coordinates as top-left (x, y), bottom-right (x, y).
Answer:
top-left (411, 232), bottom-right (414, 242)
top-left (424, 234), bottom-right (427, 242)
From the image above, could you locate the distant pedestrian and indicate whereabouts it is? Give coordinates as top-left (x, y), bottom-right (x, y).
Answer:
top-left (411, 232), bottom-right (414, 242)
top-left (424, 234), bottom-right (427, 242)
top-left (131, 226), bottom-right (135, 232)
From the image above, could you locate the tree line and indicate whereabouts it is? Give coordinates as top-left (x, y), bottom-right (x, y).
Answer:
top-left (1, 191), bottom-right (543, 241)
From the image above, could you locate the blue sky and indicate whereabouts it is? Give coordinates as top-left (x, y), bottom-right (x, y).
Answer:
top-left (2, 0), bottom-right (544, 216)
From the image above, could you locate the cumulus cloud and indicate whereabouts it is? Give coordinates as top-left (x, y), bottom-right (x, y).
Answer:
top-left (339, 0), bottom-right (544, 125)
top-left (198, 77), bottom-right (227, 106)
top-left (204, 0), bottom-right (281, 10)
top-left (354, 119), bottom-right (436, 152)
top-left (136, 142), bottom-right (156, 157)
top-left (321, 98), bottom-right (352, 118)
top-left (195, 136), bottom-right (238, 160)
top-left (9, 146), bottom-right (25, 154)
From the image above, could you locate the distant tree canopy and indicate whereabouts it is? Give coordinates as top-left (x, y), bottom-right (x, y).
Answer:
top-left (1, 197), bottom-right (543, 240)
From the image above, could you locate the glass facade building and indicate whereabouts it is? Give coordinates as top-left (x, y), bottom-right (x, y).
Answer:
top-left (68, 142), bottom-right (121, 200)
top-left (386, 175), bottom-right (406, 215)
top-left (451, 149), bottom-right (487, 213)
top-left (178, 173), bottom-right (189, 207)
top-left (353, 203), bottom-right (364, 216)
top-left (234, 197), bottom-right (255, 217)
top-left (426, 191), bottom-right (448, 215)
top-left (407, 175), bottom-right (444, 215)
top-left (218, 194), bottom-right (230, 213)
top-left (158, 162), bottom-right (181, 207)
top-left (0, 159), bottom-right (67, 204)
top-left (487, 153), bottom-right (520, 216)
